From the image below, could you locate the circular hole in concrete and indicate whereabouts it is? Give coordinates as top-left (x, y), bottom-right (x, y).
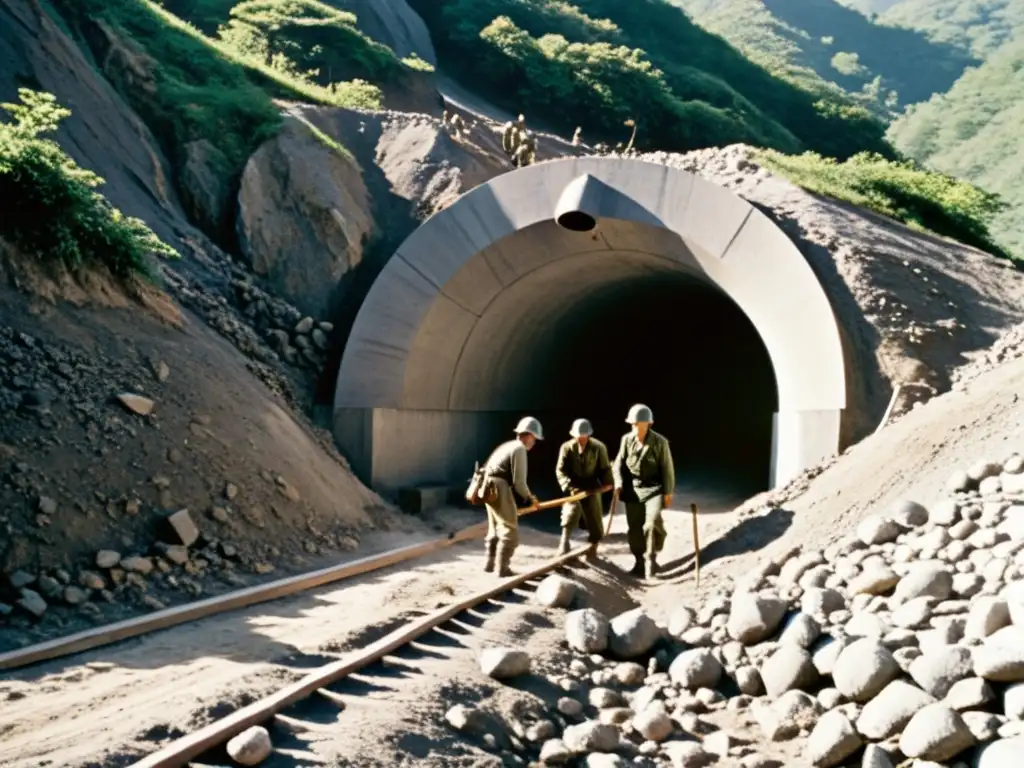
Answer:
top-left (556, 210), bottom-right (597, 232)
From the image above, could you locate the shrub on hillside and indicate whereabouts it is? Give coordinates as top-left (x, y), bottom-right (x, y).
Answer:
top-left (0, 89), bottom-right (178, 278)
top-left (755, 149), bottom-right (1013, 260)
top-left (219, 0), bottom-right (418, 87)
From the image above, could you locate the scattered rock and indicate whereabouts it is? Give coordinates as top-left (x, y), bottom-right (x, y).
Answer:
top-left (832, 639), bottom-right (900, 702)
top-left (898, 703), bottom-right (974, 761)
top-left (727, 592), bottom-right (788, 644)
top-left (116, 393), bottom-right (155, 416)
top-left (669, 648), bottom-right (723, 690)
top-left (608, 608), bottom-right (662, 658)
top-left (95, 550), bottom-right (121, 569)
top-left (535, 575), bottom-right (578, 608)
top-left (808, 710), bottom-right (862, 767)
top-left (225, 725), bottom-right (272, 765)
top-left (856, 680), bottom-right (936, 740)
top-left (479, 648), bottom-right (531, 679)
top-left (566, 609), bottom-right (610, 653)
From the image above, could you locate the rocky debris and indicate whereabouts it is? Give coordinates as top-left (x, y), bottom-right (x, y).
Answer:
top-left (437, 457), bottom-right (1024, 767)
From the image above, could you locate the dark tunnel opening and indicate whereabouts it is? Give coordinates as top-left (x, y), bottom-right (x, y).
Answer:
top-left (506, 273), bottom-right (778, 511)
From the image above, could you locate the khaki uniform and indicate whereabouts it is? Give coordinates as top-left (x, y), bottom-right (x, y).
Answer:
top-left (556, 438), bottom-right (612, 543)
top-left (612, 430), bottom-right (675, 562)
top-left (501, 122), bottom-right (519, 156)
top-left (482, 439), bottom-right (536, 552)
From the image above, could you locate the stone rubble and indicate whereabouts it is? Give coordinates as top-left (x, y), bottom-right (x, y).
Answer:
top-left (442, 453), bottom-right (1024, 767)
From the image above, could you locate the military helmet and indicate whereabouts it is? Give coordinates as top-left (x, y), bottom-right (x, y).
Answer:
top-left (514, 416), bottom-right (544, 440)
top-left (569, 418), bottom-right (593, 437)
top-left (625, 403), bottom-right (653, 424)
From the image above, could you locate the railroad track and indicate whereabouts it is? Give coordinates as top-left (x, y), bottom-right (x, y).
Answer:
top-left (0, 491), bottom-right (593, 672)
top-left (130, 541), bottom-right (595, 767)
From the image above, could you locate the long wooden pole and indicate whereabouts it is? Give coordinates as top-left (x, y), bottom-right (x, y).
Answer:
top-left (0, 491), bottom-right (593, 672)
top-left (874, 384), bottom-right (902, 434)
top-left (691, 502), bottom-right (701, 588)
top-left (129, 543), bottom-right (595, 768)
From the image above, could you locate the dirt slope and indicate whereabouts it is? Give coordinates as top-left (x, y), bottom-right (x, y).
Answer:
top-left (642, 145), bottom-right (1024, 445)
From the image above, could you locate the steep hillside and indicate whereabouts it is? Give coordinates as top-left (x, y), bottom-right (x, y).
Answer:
top-left (407, 0), bottom-right (892, 160)
top-left (887, 36), bottom-right (1024, 258)
top-left (879, 0), bottom-right (1024, 57)
top-left (675, 0), bottom-right (977, 111)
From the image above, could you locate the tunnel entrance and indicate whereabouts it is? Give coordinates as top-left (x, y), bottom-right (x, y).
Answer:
top-left (515, 270), bottom-right (776, 501)
top-left (333, 157), bottom-right (846, 500)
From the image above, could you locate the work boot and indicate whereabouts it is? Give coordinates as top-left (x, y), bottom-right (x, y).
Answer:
top-left (497, 543), bottom-right (517, 577)
top-left (557, 529), bottom-right (571, 556)
top-left (644, 556), bottom-right (659, 580)
top-left (483, 540), bottom-right (498, 573)
top-left (629, 557), bottom-right (645, 577)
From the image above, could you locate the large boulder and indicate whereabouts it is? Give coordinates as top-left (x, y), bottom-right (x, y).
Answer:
top-left (608, 609), bottom-right (662, 659)
top-left (237, 117), bottom-right (374, 319)
top-left (566, 608), bottom-right (610, 654)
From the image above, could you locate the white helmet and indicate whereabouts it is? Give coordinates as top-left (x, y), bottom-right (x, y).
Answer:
top-left (514, 416), bottom-right (544, 440)
top-left (569, 418), bottom-right (593, 437)
top-left (625, 403), bottom-right (653, 424)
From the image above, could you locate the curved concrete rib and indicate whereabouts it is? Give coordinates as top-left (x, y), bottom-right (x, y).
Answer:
top-left (334, 157), bottom-right (847, 492)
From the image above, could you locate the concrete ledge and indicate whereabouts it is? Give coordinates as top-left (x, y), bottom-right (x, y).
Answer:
top-left (396, 485), bottom-right (457, 515)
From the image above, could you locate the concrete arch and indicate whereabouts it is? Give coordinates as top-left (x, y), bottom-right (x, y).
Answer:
top-left (334, 157), bottom-right (846, 494)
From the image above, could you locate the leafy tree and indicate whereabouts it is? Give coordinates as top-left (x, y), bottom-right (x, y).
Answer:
top-left (0, 89), bottom-right (178, 278)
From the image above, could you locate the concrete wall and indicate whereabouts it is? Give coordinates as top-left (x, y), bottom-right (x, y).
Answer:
top-left (334, 157), bottom-right (848, 493)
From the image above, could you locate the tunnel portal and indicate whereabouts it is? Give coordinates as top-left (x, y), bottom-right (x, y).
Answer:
top-left (333, 157), bottom-right (846, 497)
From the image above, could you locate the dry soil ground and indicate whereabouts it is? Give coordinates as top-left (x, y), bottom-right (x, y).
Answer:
top-left (1, 337), bottom-right (1022, 766)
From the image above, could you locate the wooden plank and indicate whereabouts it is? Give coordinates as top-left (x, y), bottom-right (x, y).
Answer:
top-left (130, 543), bottom-right (594, 768)
top-left (0, 491), bottom-right (590, 671)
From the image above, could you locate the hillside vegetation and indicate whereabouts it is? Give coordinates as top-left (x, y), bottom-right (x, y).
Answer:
top-left (887, 35), bottom-right (1024, 258)
top-left (408, 0), bottom-right (893, 159)
top-left (673, 0), bottom-right (977, 113)
top-left (0, 89), bottom-right (177, 278)
top-left (879, 0), bottom-right (1024, 57)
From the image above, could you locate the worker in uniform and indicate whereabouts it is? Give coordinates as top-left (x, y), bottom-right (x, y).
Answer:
top-left (555, 418), bottom-right (613, 556)
top-left (514, 130), bottom-right (537, 167)
top-left (612, 404), bottom-right (675, 579)
top-left (481, 416), bottom-right (543, 576)
top-left (571, 126), bottom-right (583, 146)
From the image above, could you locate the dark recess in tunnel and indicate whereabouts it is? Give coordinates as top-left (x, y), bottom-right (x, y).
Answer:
top-left (508, 273), bottom-right (778, 503)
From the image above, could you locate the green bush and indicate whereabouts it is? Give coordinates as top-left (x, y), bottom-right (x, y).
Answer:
top-left (755, 149), bottom-right (1014, 260)
top-left (219, 0), bottom-right (409, 87)
top-left (51, 0), bottom-right (382, 189)
top-left (0, 89), bottom-right (177, 278)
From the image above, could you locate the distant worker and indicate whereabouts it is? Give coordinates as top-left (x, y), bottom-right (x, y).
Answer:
top-left (514, 130), bottom-right (537, 167)
top-left (555, 419), bottom-right (613, 557)
top-left (612, 404), bottom-right (675, 579)
top-left (571, 126), bottom-right (583, 146)
top-left (480, 416), bottom-right (543, 576)
top-left (449, 112), bottom-right (466, 137)
top-left (442, 109), bottom-right (450, 127)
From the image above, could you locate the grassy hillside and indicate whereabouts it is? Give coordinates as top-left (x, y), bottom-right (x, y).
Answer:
top-left (407, 0), bottom-right (893, 159)
top-left (674, 0), bottom-right (977, 113)
top-left (887, 35), bottom-right (1024, 258)
top-left (879, 0), bottom-right (1024, 57)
